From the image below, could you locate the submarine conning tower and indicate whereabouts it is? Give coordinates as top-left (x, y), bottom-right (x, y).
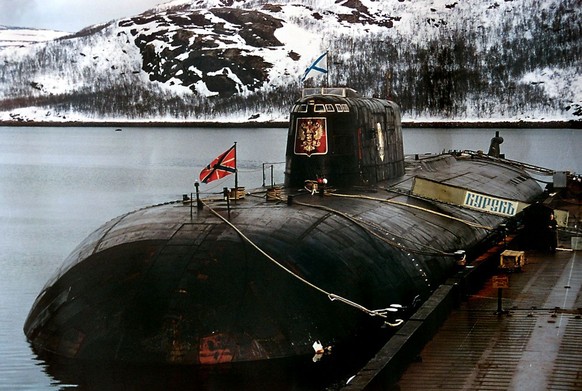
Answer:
top-left (285, 87), bottom-right (405, 189)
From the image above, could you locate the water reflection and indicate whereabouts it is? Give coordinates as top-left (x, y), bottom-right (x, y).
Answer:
top-left (43, 357), bottom-right (322, 390)
top-left (35, 329), bottom-right (392, 391)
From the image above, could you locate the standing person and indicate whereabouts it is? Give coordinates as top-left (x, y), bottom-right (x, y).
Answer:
top-left (548, 212), bottom-right (558, 253)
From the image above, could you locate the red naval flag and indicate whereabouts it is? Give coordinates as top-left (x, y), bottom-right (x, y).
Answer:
top-left (199, 144), bottom-right (237, 184)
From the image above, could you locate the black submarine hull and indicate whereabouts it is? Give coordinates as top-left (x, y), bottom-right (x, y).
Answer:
top-left (24, 88), bottom-right (544, 366)
top-left (23, 155), bottom-right (542, 365)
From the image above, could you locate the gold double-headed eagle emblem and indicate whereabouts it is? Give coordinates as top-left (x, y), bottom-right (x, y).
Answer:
top-left (296, 118), bottom-right (326, 156)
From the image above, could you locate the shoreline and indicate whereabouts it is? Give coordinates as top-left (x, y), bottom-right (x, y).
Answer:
top-left (0, 119), bottom-right (580, 129)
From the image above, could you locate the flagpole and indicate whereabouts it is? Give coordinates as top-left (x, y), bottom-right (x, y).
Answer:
top-left (326, 50), bottom-right (330, 88)
top-left (234, 142), bottom-right (238, 204)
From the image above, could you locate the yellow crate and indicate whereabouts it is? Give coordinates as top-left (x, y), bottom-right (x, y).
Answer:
top-left (499, 250), bottom-right (525, 270)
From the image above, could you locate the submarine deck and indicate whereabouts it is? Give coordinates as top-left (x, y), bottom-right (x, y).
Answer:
top-left (343, 239), bottom-right (582, 390)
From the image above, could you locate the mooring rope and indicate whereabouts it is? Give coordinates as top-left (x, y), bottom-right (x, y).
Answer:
top-left (200, 199), bottom-right (404, 327)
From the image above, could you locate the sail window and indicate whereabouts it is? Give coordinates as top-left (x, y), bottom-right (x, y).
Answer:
top-left (325, 104), bottom-right (335, 112)
top-left (314, 104), bottom-right (326, 113)
top-left (297, 104), bottom-right (308, 113)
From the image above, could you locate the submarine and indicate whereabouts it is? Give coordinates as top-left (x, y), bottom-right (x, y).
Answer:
top-left (24, 87), bottom-right (544, 366)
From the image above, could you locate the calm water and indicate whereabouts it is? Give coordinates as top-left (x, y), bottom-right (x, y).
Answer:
top-left (0, 126), bottom-right (580, 390)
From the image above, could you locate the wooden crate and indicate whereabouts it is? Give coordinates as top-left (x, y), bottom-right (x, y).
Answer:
top-left (499, 250), bottom-right (525, 271)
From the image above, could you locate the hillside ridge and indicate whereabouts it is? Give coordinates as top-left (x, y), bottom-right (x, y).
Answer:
top-left (0, 0), bottom-right (580, 124)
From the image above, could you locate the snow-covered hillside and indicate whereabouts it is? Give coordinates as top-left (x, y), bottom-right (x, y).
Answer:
top-left (0, 26), bottom-right (68, 48)
top-left (0, 0), bottom-right (580, 125)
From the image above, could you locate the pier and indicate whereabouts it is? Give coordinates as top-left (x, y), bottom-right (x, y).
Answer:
top-left (344, 231), bottom-right (582, 390)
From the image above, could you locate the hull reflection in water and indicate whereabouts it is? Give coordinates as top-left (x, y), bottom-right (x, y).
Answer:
top-left (36, 328), bottom-right (391, 390)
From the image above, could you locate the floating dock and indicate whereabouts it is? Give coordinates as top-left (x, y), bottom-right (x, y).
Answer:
top-left (344, 202), bottom-right (582, 390)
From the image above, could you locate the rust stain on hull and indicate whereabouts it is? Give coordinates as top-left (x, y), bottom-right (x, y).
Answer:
top-left (199, 334), bottom-right (234, 364)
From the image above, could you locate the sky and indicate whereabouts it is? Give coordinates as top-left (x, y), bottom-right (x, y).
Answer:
top-left (0, 0), bottom-right (166, 32)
